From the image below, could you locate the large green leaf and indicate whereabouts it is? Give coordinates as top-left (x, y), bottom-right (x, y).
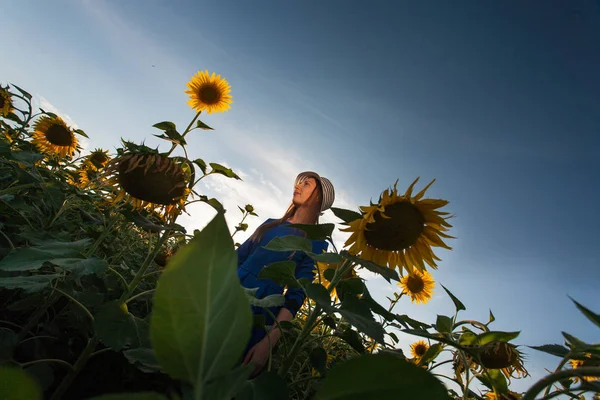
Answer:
top-left (340, 251), bottom-right (399, 283)
top-left (50, 257), bottom-right (108, 277)
top-left (330, 207), bottom-right (362, 224)
top-left (477, 331), bottom-right (520, 345)
top-left (477, 369), bottom-right (508, 394)
top-left (435, 315), bottom-right (454, 334)
top-left (528, 344), bottom-right (570, 358)
top-left (123, 348), bottom-right (162, 373)
top-left (237, 371), bottom-right (289, 400)
top-left (336, 329), bottom-right (365, 354)
top-left (310, 252), bottom-right (344, 264)
top-left (0, 275), bottom-right (60, 293)
top-left (440, 284), bottom-right (465, 312)
top-left (87, 393), bottom-right (168, 400)
top-left (570, 297), bottom-right (600, 329)
top-left (150, 213), bottom-right (252, 390)
top-left (258, 261), bottom-right (300, 288)
top-left (0, 248), bottom-right (77, 271)
top-left (339, 297), bottom-right (385, 344)
top-left (0, 366), bottom-right (42, 400)
top-left (204, 365), bottom-right (253, 400)
top-left (287, 223), bottom-right (335, 240)
top-left (314, 353), bottom-right (451, 400)
top-left (94, 301), bottom-right (150, 351)
top-left (243, 288), bottom-right (285, 308)
top-left (263, 236), bottom-right (312, 253)
top-left (209, 163), bottom-right (241, 180)
top-left (418, 343), bottom-right (443, 367)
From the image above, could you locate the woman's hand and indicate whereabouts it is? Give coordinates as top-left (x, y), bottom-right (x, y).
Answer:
top-left (242, 335), bottom-right (275, 377)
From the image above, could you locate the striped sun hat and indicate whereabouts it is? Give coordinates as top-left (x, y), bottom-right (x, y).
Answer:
top-left (295, 171), bottom-right (335, 212)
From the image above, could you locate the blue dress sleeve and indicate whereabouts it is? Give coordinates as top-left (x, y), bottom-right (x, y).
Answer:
top-left (236, 238), bottom-right (254, 267)
top-left (283, 240), bottom-right (329, 317)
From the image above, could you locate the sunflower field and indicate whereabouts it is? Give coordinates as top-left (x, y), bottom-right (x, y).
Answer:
top-left (0, 75), bottom-right (599, 400)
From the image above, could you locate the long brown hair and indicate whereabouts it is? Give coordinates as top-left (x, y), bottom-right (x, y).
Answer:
top-left (249, 178), bottom-right (323, 243)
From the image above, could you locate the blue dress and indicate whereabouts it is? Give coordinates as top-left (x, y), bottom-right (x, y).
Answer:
top-left (236, 219), bottom-right (328, 356)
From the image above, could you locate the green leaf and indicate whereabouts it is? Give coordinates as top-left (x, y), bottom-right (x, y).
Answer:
top-left (338, 278), bottom-right (365, 296)
top-left (193, 158), bottom-right (207, 175)
top-left (305, 283), bottom-right (332, 309)
top-left (0, 275), bottom-right (60, 293)
top-left (237, 371), bottom-right (289, 400)
top-left (49, 257), bottom-right (108, 277)
top-left (418, 343), bottom-right (443, 366)
top-left (322, 268), bottom-right (336, 282)
top-left (570, 297), bottom-right (600, 329)
top-left (0, 365), bottom-right (42, 400)
top-left (396, 315), bottom-right (430, 330)
top-left (330, 207), bottom-right (362, 224)
top-left (388, 332), bottom-right (399, 344)
top-left (401, 329), bottom-right (474, 353)
top-left (123, 348), bottom-right (161, 373)
top-left (458, 331), bottom-right (478, 346)
top-left (7, 293), bottom-right (44, 311)
top-left (150, 213), bottom-right (252, 386)
top-left (11, 151), bottom-right (44, 166)
top-left (335, 329), bottom-right (365, 354)
top-left (152, 121), bottom-right (177, 131)
top-left (287, 223), bottom-right (335, 240)
top-left (435, 315), bottom-right (454, 334)
top-left (477, 331), bottom-right (520, 346)
top-left (488, 309), bottom-right (495, 324)
top-left (11, 84), bottom-right (32, 100)
top-left (562, 332), bottom-right (589, 350)
top-left (74, 129), bottom-right (89, 138)
top-left (339, 296), bottom-right (385, 343)
top-left (340, 251), bottom-right (399, 283)
top-left (310, 347), bottom-right (328, 375)
top-left (205, 365), bottom-right (254, 400)
top-left (258, 261), bottom-right (300, 288)
top-left (196, 120), bottom-right (214, 130)
top-left (477, 369), bottom-right (508, 394)
top-left (209, 162), bottom-right (241, 180)
top-left (245, 290), bottom-right (286, 308)
top-left (263, 235), bottom-right (313, 253)
top-left (310, 252), bottom-right (344, 264)
top-left (440, 284), bottom-right (465, 312)
top-left (528, 344), bottom-right (571, 358)
top-left (94, 301), bottom-right (150, 351)
top-left (0, 246), bottom-right (83, 271)
top-left (87, 393), bottom-right (168, 400)
top-left (44, 111), bottom-right (58, 118)
top-left (314, 353), bottom-right (451, 400)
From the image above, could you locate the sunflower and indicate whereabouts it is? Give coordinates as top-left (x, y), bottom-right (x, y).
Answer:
top-left (185, 70), bottom-right (232, 114)
top-left (475, 342), bottom-right (528, 379)
top-left (399, 269), bottom-right (435, 304)
top-left (85, 148), bottom-right (110, 170)
top-left (484, 391), bottom-right (522, 400)
top-left (0, 86), bottom-right (14, 117)
top-left (341, 177), bottom-right (453, 275)
top-left (104, 152), bottom-right (190, 222)
top-left (410, 340), bottom-right (429, 360)
top-left (31, 115), bottom-right (78, 158)
top-left (570, 353), bottom-right (600, 382)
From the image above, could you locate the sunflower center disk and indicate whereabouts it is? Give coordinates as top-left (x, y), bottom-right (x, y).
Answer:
top-left (118, 157), bottom-right (186, 205)
top-left (199, 85), bottom-right (221, 104)
top-left (406, 275), bottom-right (425, 293)
top-left (0, 97), bottom-right (5, 108)
top-left (415, 345), bottom-right (427, 357)
top-left (46, 124), bottom-right (73, 146)
top-left (91, 153), bottom-right (108, 166)
top-left (363, 202), bottom-right (425, 251)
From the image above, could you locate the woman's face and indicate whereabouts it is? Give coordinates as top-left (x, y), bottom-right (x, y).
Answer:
top-left (293, 177), bottom-right (317, 206)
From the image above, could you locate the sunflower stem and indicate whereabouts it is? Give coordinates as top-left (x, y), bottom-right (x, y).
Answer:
top-left (277, 305), bottom-right (322, 377)
top-left (522, 367), bottom-right (600, 400)
top-left (20, 358), bottom-right (74, 371)
top-left (166, 111), bottom-right (201, 157)
top-left (49, 337), bottom-right (99, 400)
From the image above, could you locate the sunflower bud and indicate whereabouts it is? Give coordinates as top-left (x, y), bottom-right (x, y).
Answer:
top-left (244, 204), bottom-right (254, 213)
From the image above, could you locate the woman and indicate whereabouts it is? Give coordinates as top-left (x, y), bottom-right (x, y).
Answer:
top-left (237, 171), bottom-right (335, 375)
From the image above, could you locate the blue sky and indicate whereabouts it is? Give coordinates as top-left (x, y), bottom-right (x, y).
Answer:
top-left (2, 0), bottom-right (599, 395)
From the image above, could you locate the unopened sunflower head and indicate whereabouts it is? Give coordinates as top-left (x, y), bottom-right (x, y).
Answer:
top-left (475, 342), bottom-right (528, 379)
top-left (341, 177), bottom-right (453, 275)
top-left (104, 148), bottom-right (190, 222)
top-left (570, 353), bottom-right (600, 382)
top-left (399, 269), bottom-right (435, 304)
top-left (86, 148), bottom-right (110, 170)
top-left (0, 86), bottom-right (14, 117)
top-left (185, 70), bottom-right (232, 114)
top-left (31, 115), bottom-right (79, 158)
top-left (484, 390), bottom-right (522, 400)
top-left (410, 340), bottom-right (429, 360)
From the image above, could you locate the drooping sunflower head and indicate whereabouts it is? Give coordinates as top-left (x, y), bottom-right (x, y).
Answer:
top-left (570, 353), bottom-right (600, 382)
top-left (410, 340), bottom-right (429, 360)
top-left (32, 115), bottom-right (79, 158)
top-left (0, 86), bottom-right (14, 117)
top-left (399, 269), bottom-right (435, 304)
top-left (86, 148), bottom-right (110, 170)
top-left (104, 149), bottom-right (190, 222)
top-left (484, 390), bottom-right (522, 400)
top-left (185, 70), bottom-right (232, 114)
top-left (341, 177), bottom-right (453, 275)
top-left (476, 342), bottom-right (528, 379)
